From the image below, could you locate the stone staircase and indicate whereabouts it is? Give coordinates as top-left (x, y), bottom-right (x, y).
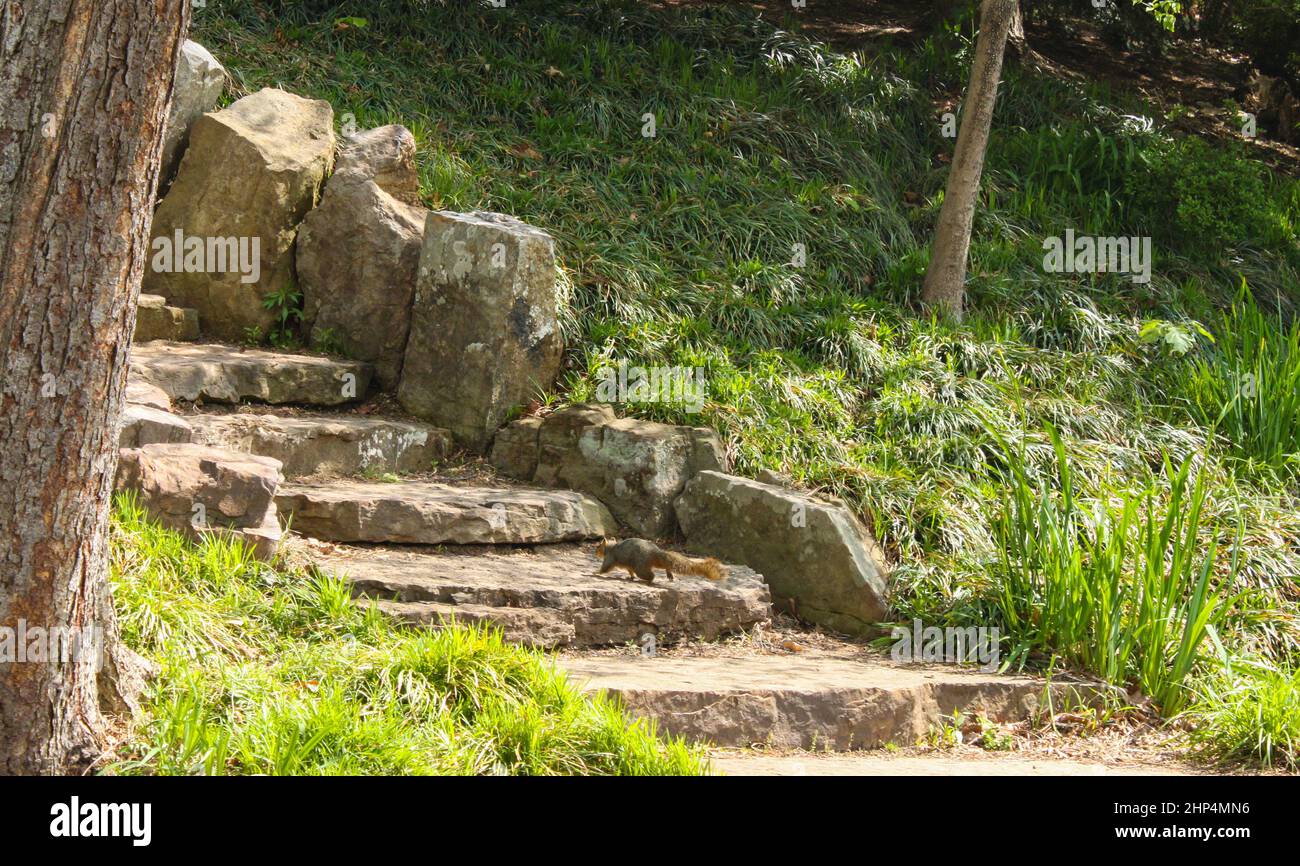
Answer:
top-left (121, 335), bottom-right (1096, 765)
top-left (303, 543), bottom-right (771, 649)
top-left (120, 339), bottom-right (770, 653)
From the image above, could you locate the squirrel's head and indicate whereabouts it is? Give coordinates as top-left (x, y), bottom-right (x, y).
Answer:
top-left (594, 537), bottom-right (613, 557)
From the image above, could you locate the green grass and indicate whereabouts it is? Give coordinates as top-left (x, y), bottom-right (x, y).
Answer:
top-left (985, 425), bottom-right (1239, 715)
top-left (1184, 663), bottom-right (1300, 770)
top-left (1182, 289), bottom-right (1300, 480)
top-left (108, 495), bottom-right (708, 775)
top-left (186, 0), bottom-right (1300, 753)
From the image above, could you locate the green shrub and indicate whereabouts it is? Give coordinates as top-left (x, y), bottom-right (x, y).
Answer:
top-left (1125, 136), bottom-right (1270, 253)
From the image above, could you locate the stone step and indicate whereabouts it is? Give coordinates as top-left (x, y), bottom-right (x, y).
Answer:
top-left (134, 294), bottom-right (200, 343)
top-left (559, 654), bottom-right (1111, 751)
top-left (710, 752), bottom-right (1190, 776)
top-left (276, 480), bottom-right (618, 544)
top-left (130, 342), bottom-right (372, 406)
top-left (188, 412), bottom-right (451, 479)
top-left (370, 600), bottom-right (577, 649)
top-left (306, 543), bottom-right (771, 648)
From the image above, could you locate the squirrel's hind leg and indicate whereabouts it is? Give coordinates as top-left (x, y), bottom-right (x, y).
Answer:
top-left (635, 564), bottom-right (655, 583)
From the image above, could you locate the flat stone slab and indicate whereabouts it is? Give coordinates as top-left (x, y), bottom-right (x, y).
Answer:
top-left (277, 480), bottom-right (618, 544)
top-left (119, 403), bottom-right (193, 448)
top-left (560, 654), bottom-right (1111, 751)
top-left (309, 543), bottom-right (772, 647)
top-left (131, 342), bottom-right (372, 406)
top-left (711, 753), bottom-right (1193, 776)
top-left (188, 412), bottom-right (451, 478)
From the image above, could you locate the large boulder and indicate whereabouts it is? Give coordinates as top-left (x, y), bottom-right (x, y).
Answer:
top-left (143, 88), bottom-right (335, 341)
top-left (397, 211), bottom-right (563, 451)
top-left (115, 443), bottom-right (284, 559)
top-left (298, 126), bottom-right (427, 389)
top-left (490, 404), bottom-right (726, 537)
top-left (674, 471), bottom-right (889, 636)
top-left (158, 40), bottom-right (226, 190)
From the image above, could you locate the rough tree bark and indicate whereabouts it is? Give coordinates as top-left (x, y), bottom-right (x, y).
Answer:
top-left (920, 0), bottom-right (1019, 319)
top-left (0, 0), bottom-right (186, 774)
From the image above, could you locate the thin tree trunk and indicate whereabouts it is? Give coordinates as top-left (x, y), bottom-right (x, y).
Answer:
top-left (0, 0), bottom-right (186, 774)
top-left (920, 0), bottom-right (1018, 319)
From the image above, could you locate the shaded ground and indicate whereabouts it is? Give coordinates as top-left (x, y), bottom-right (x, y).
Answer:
top-left (656, 0), bottom-right (1300, 173)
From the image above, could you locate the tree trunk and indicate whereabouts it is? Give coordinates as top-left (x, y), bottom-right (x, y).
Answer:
top-left (920, 0), bottom-right (1018, 319)
top-left (0, 0), bottom-right (186, 775)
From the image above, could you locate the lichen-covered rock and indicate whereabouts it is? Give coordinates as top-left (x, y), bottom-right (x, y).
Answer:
top-left (674, 471), bottom-right (889, 635)
top-left (143, 88), bottom-right (334, 340)
top-left (490, 404), bottom-right (726, 537)
top-left (397, 211), bottom-right (563, 451)
top-left (298, 126), bottom-right (427, 389)
top-left (114, 443), bottom-right (283, 559)
top-left (159, 40), bottom-right (226, 189)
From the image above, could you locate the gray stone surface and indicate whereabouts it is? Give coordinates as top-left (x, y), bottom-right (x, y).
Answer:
top-left (144, 88), bottom-right (334, 340)
top-left (133, 293), bottom-right (199, 343)
top-left (562, 654), bottom-right (1109, 750)
top-left (491, 404), bottom-right (727, 537)
top-left (118, 403), bottom-right (193, 448)
top-left (131, 342), bottom-right (372, 406)
top-left (307, 543), bottom-right (771, 647)
top-left (398, 210), bottom-right (563, 451)
top-left (187, 412), bottom-right (450, 478)
top-left (276, 480), bottom-right (618, 544)
top-left (674, 471), bottom-right (889, 636)
top-left (159, 40), bottom-right (226, 189)
top-left (114, 443), bottom-right (283, 559)
top-left (298, 126), bottom-right (427, 389)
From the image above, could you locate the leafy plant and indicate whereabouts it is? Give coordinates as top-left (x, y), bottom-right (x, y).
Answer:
top-left (986, 425), bottom-right (1238, 716)
top-left (1183, 287), bottom-right (1300, 478)
top-left (311, 327), bottom-right (345, 356)
top-left (261, 284), bottom-right (303, 348)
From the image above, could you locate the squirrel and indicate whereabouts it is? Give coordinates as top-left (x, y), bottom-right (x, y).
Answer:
top-left (594, 537), bottom-right (726, 583)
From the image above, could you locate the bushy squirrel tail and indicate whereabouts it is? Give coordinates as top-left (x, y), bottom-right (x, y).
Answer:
top-left (666, 551), bottom-right (726, 581)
